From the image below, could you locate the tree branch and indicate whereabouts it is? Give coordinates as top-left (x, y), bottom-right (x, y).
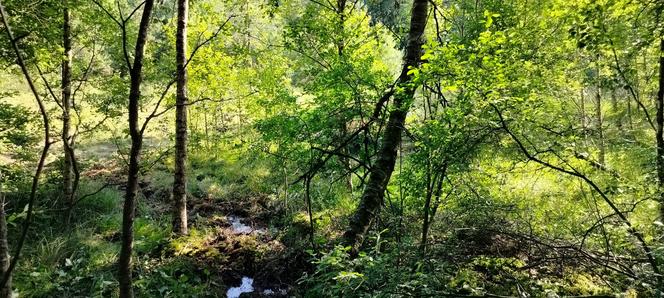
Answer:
top-left (184, 15), bottom-right (234, 68)
top-left (491, 103), bottom-right (660, 280)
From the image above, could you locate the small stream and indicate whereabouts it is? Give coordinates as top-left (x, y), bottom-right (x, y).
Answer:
top-left (228, 216), bottom-right (254, 234)
top-left (225, 216), bottom-right (285, 297)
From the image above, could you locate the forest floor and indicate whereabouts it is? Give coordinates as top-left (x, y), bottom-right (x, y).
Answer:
top-left (13, 138), bottom-right (312, 297)
top-left (176, 191), bottom-right (308, 296)
top-left (119, 164), bottom-right (310, 297)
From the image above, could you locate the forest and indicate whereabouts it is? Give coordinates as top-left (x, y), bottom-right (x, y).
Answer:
top-left (1, 0), bottom-right (664, 296)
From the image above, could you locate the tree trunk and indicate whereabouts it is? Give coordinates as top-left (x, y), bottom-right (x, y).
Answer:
top-left (0, 174), bottom-right (11, 298)
top-left (118, 1), bottom-right (154, 297)
top-left (627, 91), bottom-right (633, 130)
top-left (596, 87), bottom-right (605, 165)
top-left (580, 88), bottom-right (587, 141)
top-left (612, 90), bottom-right (623, 131)
top-left (0, 1), bottom-right (52, 290)
top-left (657, 38), bottom-right (664, 220)
top-left (336, 0), bottom-right (353, 193)
top-left (62, 1), bottom-right (75, 224)
top-left (305, 175), bottom-right (315, 251)
top-left (420, 163), bottom-right (446, 255)
top-left (343, 0), bottom-right (428, 253)
top-left (172, 0), bottom-right (189, 236)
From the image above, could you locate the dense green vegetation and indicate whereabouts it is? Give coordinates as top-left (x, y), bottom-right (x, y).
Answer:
top-left (1, 0), bottom-right (664, 296)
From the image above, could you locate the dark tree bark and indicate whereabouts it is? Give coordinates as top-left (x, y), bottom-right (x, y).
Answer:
top-left (627, 91), bottom-right (633, 130)
top-left (171, 0), bottom-right (189, 236)
top-left (343, 0), bottom-right (428, 253)
top-left (118, 1), bottom-right (155, 297)
top-left (657, 38), bottom-right (664, 220)
top-left (0, 1), bottom-right (52, 291)
top-left (420, 163), bottom-right (446, 255)
top-left (0, 173), bottom-right (10, 298)
top-left (305, 174), bottom-right (315, 251)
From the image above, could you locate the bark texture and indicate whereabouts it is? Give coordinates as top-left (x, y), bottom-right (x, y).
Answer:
top-left (118, 1), bottom-right (154, 297)
top-left (343, 0), bottom-right (428, 253)
top-left (62, 1), bottom-right (75, 223)
top-left (420, 163), bottom-right (446, 255)
top-left (0, 175), bottom-right (10, 298)
top-left (657, 38), bottom-right (664, 219)
top-left (172, 0), bottom-right (189, 236)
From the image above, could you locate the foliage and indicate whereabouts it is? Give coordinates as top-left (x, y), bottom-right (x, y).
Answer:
top-left (2, 0), bottom-right (664, 296)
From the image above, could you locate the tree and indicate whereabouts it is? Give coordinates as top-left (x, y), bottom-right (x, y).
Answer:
top-left (115, 1), bottom-right (155, 296)
top-left (657, 37), bottom-right (664, 220)
top-left (0, 172), bottom-right (10, 298)
top-left (343, 0), bottom-right (429, 253)
top-left (61, 0), bottom-right (76, 224)
top-left (656, 0), bottom-right (664, 221)
top-left (0, 1), bottom-right (52, 294)
top-left (172, 0), bottom-right (189, 236)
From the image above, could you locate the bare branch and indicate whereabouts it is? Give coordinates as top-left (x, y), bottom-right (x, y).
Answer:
top-left (72, 42), bottom-right (97, 103)
top-left (184, 15), bottom-right (235, 68)
top-left (34, 64), bottom-right (62, 109)
top-left (491, 103), bottom-right (661, 279)
top-left (123, 0), bottom-right (146, 22)
top-left (91, 0), bottom-right (122, 26)
top-left (307, 0), bottom-right (336, 11)
top-left (140, 78), bottom-right (177, 135)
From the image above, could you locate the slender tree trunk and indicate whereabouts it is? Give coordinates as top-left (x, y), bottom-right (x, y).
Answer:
top-left (204, 107), bottom-right (209, 150)
top-left (627, 91), bottom-right (633, 131)
top-left (657, 38), bottom-right (664, 220)
top-left (420, 163), bottom-right (446, 255)
top-left (0, 173), bottom-right (11, 298)
top-left (62, 1), bottom-right (75, 224)
top-left (0, 1), bottom-right (51, 290)
top-left (172, 0), bottom-right (189, 236)
top-left (341, 122), bottom-right (353, 192)
top-left (118, 1), bottom-right (154, 297)
top-left (420, 172), bottom-right (434, 255)
top-left (283, 165), bottom-right (288, 209)
top-left (580, 88), bottom-right (587, 141)
top-left (596, 87), bottom-right (605, 165)
top-left (305, 175), bottom-right (315, 251)
top-left (343, 0), bottom-right (428, 253)
top-left (335, 0), bottom-right (353, 193)
top-left (612, 90), bottom-right (622, 131)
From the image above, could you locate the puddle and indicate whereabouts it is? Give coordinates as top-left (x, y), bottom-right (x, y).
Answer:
top-left (227, 215), bottom-right (266, 235)
top-left (228, 216), bottom-right (253, 234)
top-left (224, 217), bottom-right (282, 297)
top-left (226, 276), bottom-right (254, 298)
